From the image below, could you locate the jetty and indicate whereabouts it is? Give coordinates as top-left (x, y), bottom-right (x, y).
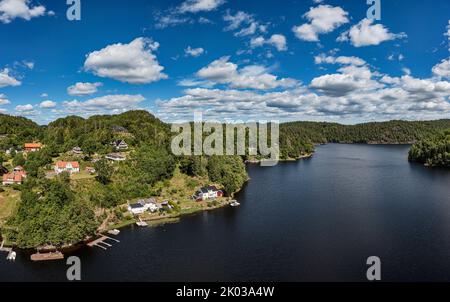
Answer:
top-left (87, 235), bottom-right (120, 250)
top-left (31, 252), bottom-right (64, 262)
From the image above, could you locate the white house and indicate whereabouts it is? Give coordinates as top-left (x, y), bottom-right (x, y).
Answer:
top-left (128, 199), bottom-right (159, 215)
top-left (111, 140), bottom-right (128, 150)
top-left (195, 186), bottom-right (224, 201)
top-left (55, 161), bottom-right (80, 174)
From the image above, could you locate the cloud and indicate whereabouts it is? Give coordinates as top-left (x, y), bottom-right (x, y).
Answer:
top-left (178, 0), bottom-right (225, 14)
top-left (40, 93), bottom-right (48, 98)
top-left (39, 100), bottom-right (57, 108)
top-left (0, 93), bottom-right (11, 105)
top-left (63, 94), bottom-right (146, 112)
top-left (223, 10), bottom-right (267, 37)
top-left (15, 104), bottom-right (34, 112)
top-left (157, 58), bottom-right (450, 123)
top-left (432, 58), bottom-right (450, 79)
top-left (446, 20), bottom-right (450, 51)
top-left (251, 34), bottom-right (287, 51)
top-left (185, 46), bottom-right (205, 57)
top-left (314, 54), bottom-right (366, 66)
top-left (84, 37), bottom-right (167, 84)
top-left (292, 5), bottom-right (349, 42)
top-left (154, 0), bottom-right (224, 28)
top-left (338, 19), bottom-right (407, 47)
top-left (0, 0), bottom-right (48, 23)
top-left (310, 65), bottom-right (380, 97)
top-left (67, 82), bottom-right (103, 96)
top-left (196, 56), bottom-right (299, 90)
top-left (0, 68), bottom-right (21, 87)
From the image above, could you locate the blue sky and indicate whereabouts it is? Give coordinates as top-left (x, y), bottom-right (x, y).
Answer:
top-left (0, 0), bottom-right (449, 124)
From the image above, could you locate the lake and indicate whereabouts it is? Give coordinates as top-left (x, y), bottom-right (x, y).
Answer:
top-left (1, 144), bottom-right (450, 282)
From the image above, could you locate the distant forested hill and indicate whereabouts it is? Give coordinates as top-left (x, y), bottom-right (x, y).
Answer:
top-left (43, 110), bottom-right (171, 154)
top-left (0, 114), bottom-right (43, 149)
top-left (1, 112), bottom-right (450, 160)
top-left (279, 120), bottom-right (450, 159)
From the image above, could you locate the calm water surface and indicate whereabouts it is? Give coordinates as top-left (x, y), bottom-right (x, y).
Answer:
top-left (1, 144), bottom-right (449, 282)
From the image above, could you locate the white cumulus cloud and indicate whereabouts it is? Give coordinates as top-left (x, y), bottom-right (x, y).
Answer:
top-left (39, 100), bottom-right (57, 108)
top-left (0, 0), bottom-right (48, 23)
top-left (67, 82), bottom-right (103, 96)
top-left (84, 38), bottom-right (168, 84)
top-left (196, 56), bottom-right (298, 90)
top-left (338, 19), bottom-right (407, 47)
top-left (185, 46), bottom-right (205, 57)
top-left (0, 68), bottom-right (21, 88)
top-left (292, 5), bottom-right (349, 42)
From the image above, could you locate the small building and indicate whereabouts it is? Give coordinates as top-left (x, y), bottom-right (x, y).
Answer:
top-left (55, 161), bottom-right (80, 174)
top-left (111, 140), bottom-right (128, 150)
top-left (195, 186), bottom-right (224, 201)
top-left (105, 153), bottom-right (126, 162)
top-left (128, 199), bottom-right (159, 215)
top-left (2, 170), bottom-right (27, 185)
top-left (24, 143), bottom-right (42, 152)
top-left (72, 147), bottom-right (83, 154)
top-left (5, 147), bottom-right (22, 155)
top-left (86, 167), bottom-right (96, 174)
top-left (13, 166), bottom-right (24, 172)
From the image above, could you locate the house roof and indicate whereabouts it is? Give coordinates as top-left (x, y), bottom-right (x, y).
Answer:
top-left (129, 203), bottom-right (144, 209)
top-left (106, 153), bottom-right (125, 159)
top-left (56, 161), bottom-right (80, 169)
top-left (24, 143), bottom-right (42, 148)
top-left (3, 171), bottom-right (26, 182)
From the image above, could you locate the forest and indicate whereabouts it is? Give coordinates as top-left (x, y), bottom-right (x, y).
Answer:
top-left (408, 130), bottom-right (450, 168)
top-left (0, 111), bottom-right (449, 248)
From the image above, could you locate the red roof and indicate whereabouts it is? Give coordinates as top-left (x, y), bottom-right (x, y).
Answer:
top-left (56, 161), bottom-right (80, 169)
top-left (24, 143), bottom-right (42, 149)
top-left (3, 171), bottom-right (26, 183)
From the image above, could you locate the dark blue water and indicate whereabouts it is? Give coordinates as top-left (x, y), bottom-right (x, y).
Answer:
top-left (1, 144), bottom-right (449, 282)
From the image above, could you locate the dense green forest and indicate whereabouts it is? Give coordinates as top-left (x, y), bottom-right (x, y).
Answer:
top-left (279, 120), bottom-right (450, 159)
top-left (408, 130), bottom-right (450, 168)
top-left (1, 111), bottom-right (449, 248)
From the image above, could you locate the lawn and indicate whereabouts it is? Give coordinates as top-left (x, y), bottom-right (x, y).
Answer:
top-left (0, 187), bottom-right (20, 226)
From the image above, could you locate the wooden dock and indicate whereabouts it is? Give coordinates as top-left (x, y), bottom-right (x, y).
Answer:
top-left (87, 235), bottom-right (120, 250)
top-left (31, 252), bottom-right (64, 262)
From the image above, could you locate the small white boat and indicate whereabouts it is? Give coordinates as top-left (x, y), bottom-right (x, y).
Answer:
top-left (136, 221), bottom-right (148, 227)
top-left (230, 200), bottom-right (241, 207)
top-left (7, 251), bottom-right (16, 261)
top-left (108, 229), bottom-right (120, 235)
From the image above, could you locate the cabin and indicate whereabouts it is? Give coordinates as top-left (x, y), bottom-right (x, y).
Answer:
top-left (111, 140), bottom-right (128, 151)
top-left (55, 161), bottom-right (80, 174)
top-left (72, 147), bottom-right (82, 154)
top-left (2, 170), bottom-right (27, 185)
top-left (24, 143), bottom-right (42, 152)
top-left (86, 167), bottom-right (96, 174)
top-left (195, 186), bottom-right (224, 201)
top-left (106, 153), bottom-right (126, 162)
top-left (128, 198), bottom-right (159, 215)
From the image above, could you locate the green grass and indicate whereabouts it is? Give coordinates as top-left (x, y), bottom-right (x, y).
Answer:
top-left (0, 187), bottom-right (20, 226)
